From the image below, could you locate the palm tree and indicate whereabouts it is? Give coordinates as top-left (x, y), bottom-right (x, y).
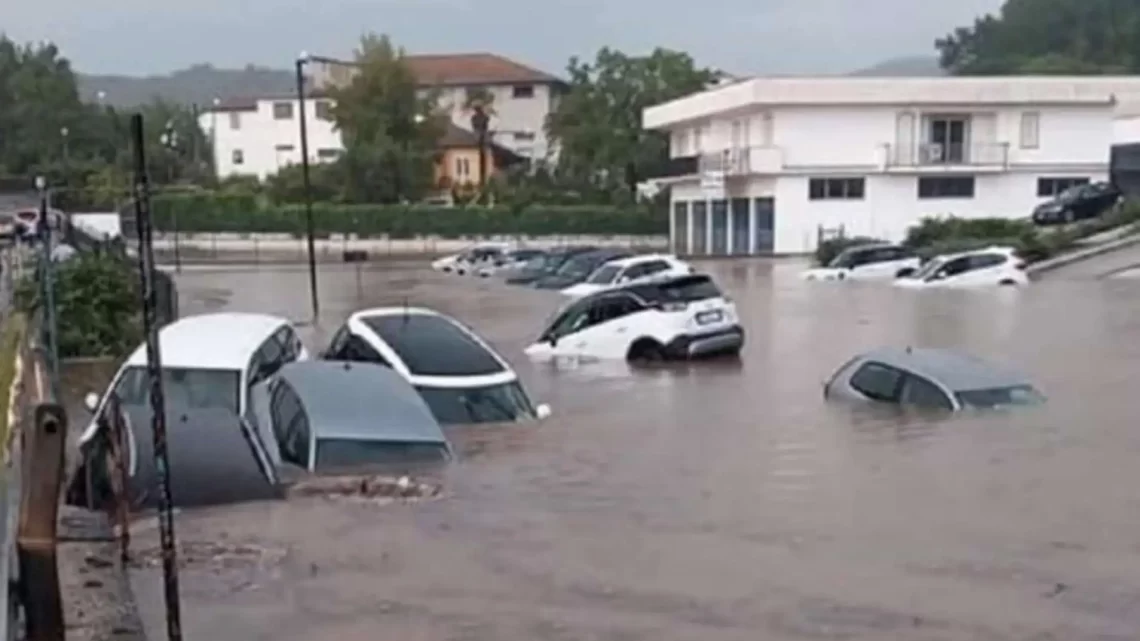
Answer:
top-left (463, 87), bottom-right (495, 199)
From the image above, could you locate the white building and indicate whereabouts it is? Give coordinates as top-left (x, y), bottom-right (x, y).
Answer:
top-left (200, 53), bottom-right (565, 180)
top-left (643, 76), bottom-right (1140, 256)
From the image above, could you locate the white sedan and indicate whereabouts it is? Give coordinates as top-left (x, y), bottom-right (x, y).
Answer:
top-left (430, 242), bottom-right (512, 275)
top-left (560, 254), bottom-right (692, 298)
top-left (894, 246), bottom-right (1029, 288)
top-left (802, 244), bottom-right (920, 282)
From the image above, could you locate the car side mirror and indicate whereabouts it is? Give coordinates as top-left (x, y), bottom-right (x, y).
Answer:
top-left (535, 403), bottom-right (552, 420)
top-left (895, 267), bottom-right (916, 278)
top-left (84, 392), bottom-right (100, 412)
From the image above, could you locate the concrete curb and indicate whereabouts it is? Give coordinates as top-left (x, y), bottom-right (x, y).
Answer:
top-left (1026, 231), bottom-right (1140, 278)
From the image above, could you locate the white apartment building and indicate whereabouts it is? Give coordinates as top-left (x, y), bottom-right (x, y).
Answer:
top-left (201, 53), bottom-right (565, 180)
top-left (643, 76), bottom-right (1140, 256)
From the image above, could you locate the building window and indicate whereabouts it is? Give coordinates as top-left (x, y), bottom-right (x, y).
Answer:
top-left (229, 112), bottom-right (241, 129)
top-left (314, 100), bottom-right (333, 121)
top-left (808, 178), bottom-right (865, 200)
top-left (918, 176), bottom-right (975, 199)
top-left (273, 101), bottom-right (294, 120)
top-left (275, 144), bottom-right (294, 152)
top-left (455, 157), bottom-right (471, 179)
top-left (317, 148), bottom-right (340, 159)
top-left (232, 149), bottom-right (244, 165)
top-left (1020, 112), bottom-right (1040, 149)
top-left (1037, 176), bottom-right (1089, 197)
top-left (512, 85), bottom-right (534, 98)
top-left (513, 131), bottom-right (536, 141)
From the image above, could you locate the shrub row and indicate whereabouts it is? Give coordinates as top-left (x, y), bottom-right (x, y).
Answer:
top-left (814, 201), bottom-right (1140, 265)
top-left (150, 193), bottom-right (668, 237)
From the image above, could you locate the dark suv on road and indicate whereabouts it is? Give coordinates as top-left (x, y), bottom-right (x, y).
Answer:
top-left (1032, 181), bottom-right (1121, 226)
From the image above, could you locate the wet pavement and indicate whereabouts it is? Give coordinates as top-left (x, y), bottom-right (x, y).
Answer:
top-left (114, 259), bottom-right (1140, 640)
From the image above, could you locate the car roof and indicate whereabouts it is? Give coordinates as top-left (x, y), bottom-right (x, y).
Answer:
top-left (933, 245), bottom-right (1018, 262)
top-left (277, 361), bottom-right (447, 444)
top-left (840, 243), bottom-right (899, 254)
top-left (124, 312), bottom-right (291, 370)
top-left (548, 245), bottom-right (597, 256)
top-left (346, 307), bottom-right (513, 382)
top-left (858, 347), bottom-right (1033, 392)
top-left (605, 253), bottom-right (681, 268)
top-left (573, 248), bottom-right (630, 262)
top-left (598, 273), bottom-right (718, 303)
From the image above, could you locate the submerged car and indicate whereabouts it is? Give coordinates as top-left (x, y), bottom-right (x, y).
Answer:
top-left (477, 248), bottom-right (547, 278)
top-left (524, 273), bottom-right (743, 362)
top-left (560, 253), bottom-right (693, 298)
top-left (323, 307), bottom-right (551, 425)
top-left (505, 245), bottom-right (597, 285)
top-left (824, 346), bottom-right (1045, 411)
top-left (249, 361), bottom-right (453, 475)
top-left (431, 242), bottom-right (511, 275)
top-left (894, 246), bottom-right (1028, 288)
top-left (532, 248), bottom-right (632, 290)
top-left (1032, 181), bottom-right (1121, 225)
top-left (79, 312), bottom-right (308, 448)
top-left (802, 243), bottom-right (920, 281)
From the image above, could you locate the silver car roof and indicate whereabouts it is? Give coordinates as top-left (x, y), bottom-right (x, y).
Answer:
top-left (276, 361), bottom-right (448, 444)
top-left (858, 347), bottom-right (1033, 392)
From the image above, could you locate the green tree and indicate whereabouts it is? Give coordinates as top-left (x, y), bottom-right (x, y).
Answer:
top-left (328, 33), bottom-right (444, 203)
top-left (545, 47), bottom-right (717, 203)
top-left (936, 0), bottom-right (1140, 74)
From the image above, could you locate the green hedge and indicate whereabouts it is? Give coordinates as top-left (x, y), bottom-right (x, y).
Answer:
top-left (150, 193), bottom-right (667, 237)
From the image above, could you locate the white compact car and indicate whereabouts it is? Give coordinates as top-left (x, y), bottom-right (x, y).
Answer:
top-left (476, 248), bottom-right (547, 278)
top-left (77, 312), bottom-right (309, 457)
top-left (430, 242), bottom-right (512, 275)
top-left (560, 253), bottom-right (693, 298)
top-left (525, 273), bottom-right (743, 362)
top-left (802, 243), bottom-right (921, 281)
top-left (323, 307), bottom-right (551, 425)
top-left (894, 246), bottom-right (1029, 289)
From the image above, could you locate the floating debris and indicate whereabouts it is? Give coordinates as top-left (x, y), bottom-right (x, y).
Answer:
top-left (287, 474), bottom-right (443, 503)
top-left (127, 540), bottom-right (287, 574)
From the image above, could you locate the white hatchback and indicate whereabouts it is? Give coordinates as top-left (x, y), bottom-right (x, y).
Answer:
top-left (525, 273), bottom-right (743, 362)
top-left (802, 244), bottom-right (920, 282)
top-left (560, 253), bottom-right (693, 298)
top-left (894, 246), bottom-right (1029, 289)
top-left (77, 312), bottom-right (309, 460)
top-left (430, 242), bottom-right (512, 275)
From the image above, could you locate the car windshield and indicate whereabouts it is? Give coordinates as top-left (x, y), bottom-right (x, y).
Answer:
top-left (655, 276), bottom-right (723, 302)
top-left (314, 438), bottom-right (449, 472)
top-left (415, 381), bottom-right (536, 425)
top-left (912, 257), bottom-right (946, 280)
top-left (586, 264), bottom-right (622, 284)
top-left (555, 255), bottom-right (599, 277)
top-left (112, 366), bottom-right (240, 413)
top-left (827, 248), bottom-right (870, 268)
top-left (955, 385), bottom-right (1046, 409)
top-left (1057, 186), bottom-right (1085, 203)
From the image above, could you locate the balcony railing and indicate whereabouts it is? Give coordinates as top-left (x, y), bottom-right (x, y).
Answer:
top-left (886, 142), bottom-right (1009, 168)
top-left (698, 146), bottom-right (783, 175)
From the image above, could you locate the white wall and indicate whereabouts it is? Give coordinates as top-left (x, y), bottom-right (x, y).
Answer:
top-left (1113, 115), bottom-right (1140, 143)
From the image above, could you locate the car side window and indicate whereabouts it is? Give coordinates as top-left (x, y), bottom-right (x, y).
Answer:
top-left (935, 256), bottom-right (973, 278)
top-left (849, 362), bottom-right (903, 403)
top-left (633, 260), bottom-right (670, 279)
top-left (899, 375), bottom-right (953, 410)
top-left (325, 326), bottom-right (350, 358)
top-left (274, 326), bottom-right (300, 362)
top-left (588, 295), bottom-right (643, 326)
top-left (270, 382), bottom-right (309, 467)
top-left (344, 335), bottom-right (390, 366)
top-left (969, 254), bottom-right (1006, 270)
top-left (846, 250), bottom-right (872, 267)
top-left (545, 301), bottom-right (592, 340)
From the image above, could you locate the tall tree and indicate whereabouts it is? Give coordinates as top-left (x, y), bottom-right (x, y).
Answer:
top-left (545, 47), bottom-right (716, 202)
top-left (936, 0), bottom-right (1140, 75)
top-left (463, 86), bottom-right (495, 195)
top-left (328, 33), bottom-right (443, 203)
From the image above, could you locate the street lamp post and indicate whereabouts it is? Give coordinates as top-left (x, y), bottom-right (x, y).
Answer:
top-left (295, 51), bottom-right (320, 323)
top-left (160, 122), bottom-right (182, 272)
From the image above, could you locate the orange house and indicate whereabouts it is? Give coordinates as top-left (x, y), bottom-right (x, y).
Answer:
top-left (433, 123), bottom-right (523, 192)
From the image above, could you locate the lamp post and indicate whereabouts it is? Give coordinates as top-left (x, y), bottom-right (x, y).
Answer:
top-left (295, 50), bottom-right (320, 323)
top-left (160, 122), bottom-right (182, 272)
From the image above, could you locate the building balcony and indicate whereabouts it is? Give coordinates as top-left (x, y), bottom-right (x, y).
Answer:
top-left (883, 142), bottom-right (1009, 171)
top-left (698, 146), bottom-right (783, 175)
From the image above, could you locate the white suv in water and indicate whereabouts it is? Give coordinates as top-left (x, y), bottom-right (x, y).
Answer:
top-left (524, 273), bottom-right (743, 362)
top-left (894, 246), bottom-right (1028, 288)
top-left (801, 243), bottom-right (920, 281)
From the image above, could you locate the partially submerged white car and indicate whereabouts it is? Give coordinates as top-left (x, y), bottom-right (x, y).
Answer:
top-left (802, 243), bottom-right (920, 281)
top-left (430, 242), bottom-right (512, 275)
top-left (476, 248), bottom-right (547, 277)
top-left (560, 253), bottom-right (693, 298)
top-left (525, 273), bottom-right (743, 362)
top-left (894, 246), bottom-right (1028, 289)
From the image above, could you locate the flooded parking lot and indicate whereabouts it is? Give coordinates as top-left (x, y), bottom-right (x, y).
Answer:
top-left (121, 259), bottom-right (1140, 640)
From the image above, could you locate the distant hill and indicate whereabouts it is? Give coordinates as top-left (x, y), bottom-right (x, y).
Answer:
top-left (78, 64), bottom-right (293, 107)
top-left (850, 56), bottom-right (945, 77)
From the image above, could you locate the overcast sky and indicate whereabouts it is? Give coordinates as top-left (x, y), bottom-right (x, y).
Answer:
top-left (6, 0), bottom-right (1004, 76)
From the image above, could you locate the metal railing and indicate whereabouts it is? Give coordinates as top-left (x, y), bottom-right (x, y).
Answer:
top-left (697, 146), bottom-right (784, 176)
top-left (885, 142), bottom-right (1010, 168)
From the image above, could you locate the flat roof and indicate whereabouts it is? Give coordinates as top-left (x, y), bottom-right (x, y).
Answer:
top-left (644, 76), bottom-right (1140, 129)
top-left (124, 312), bottom-right (290, 370)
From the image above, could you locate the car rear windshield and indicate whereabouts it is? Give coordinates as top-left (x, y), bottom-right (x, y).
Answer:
top-left (652, 276), bottom-right (722, 302)
top-left (955, 385), bottom-right (1045, 409)
top-left (415, 380), bottom-right (536, 425)
top-left (361, 314), bottom-right (505, 377)
top-left (315, 438), bottom-right (449, 471)
top-left (113, 366), bottom-right (240, 413)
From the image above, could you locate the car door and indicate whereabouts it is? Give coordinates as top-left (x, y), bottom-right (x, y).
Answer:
top-left (898, 373), bottom-right (954, 410)
top-left (554, 294), bottom-right (646, 358)
top-left (953, 253), bottom-right (1007, 286)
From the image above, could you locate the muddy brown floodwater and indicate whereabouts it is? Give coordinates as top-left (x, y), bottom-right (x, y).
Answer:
top-left (114, 259), bottom-right (1140, 640)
